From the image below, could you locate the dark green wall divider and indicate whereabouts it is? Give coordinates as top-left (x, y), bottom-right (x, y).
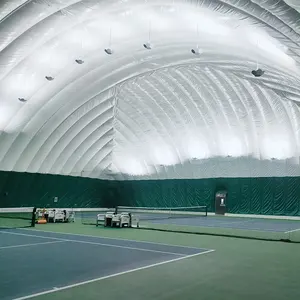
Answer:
top-left (0, 171), bottom-right (119, 209)
top-left (0, 171), bottom-right (299, 216)
top-left (118, 177), bottom-right (300, 216)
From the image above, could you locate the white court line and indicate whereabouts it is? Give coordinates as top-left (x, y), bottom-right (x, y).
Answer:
top-left (21, 228), bottom-right (207, 250)
top-left (13, 249), bottom-right (215, 300)
top-left (1, 231), bottom-right (192, 256)
top-left (284, 228), bottom-right (300, 234)
top-left (0, 240), bottom-right (65, 250)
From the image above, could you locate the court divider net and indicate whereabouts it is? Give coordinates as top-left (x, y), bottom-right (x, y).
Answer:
top-left (66, 206), bottom-right (300, 243)
top-left (0, 207), bottom-right (36, 229)
top-left (115, 205), bottom-right (208, 220)
top-left (115, 206), bottom-right (300, 243)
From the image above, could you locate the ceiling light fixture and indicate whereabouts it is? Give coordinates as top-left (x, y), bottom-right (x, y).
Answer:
top-left (191, 24), bottom-right (202, 55)
top-left (191, 47), bottom-right (202, 55)
top-left (75, 59), bottom-right (84, 64)
top-left (45, 76), bottom-right (54, 81)
top-left (104, 48), bottom-right (113, 55)
top-left (251, 40), bottom-right (264, 77)
top-left (143, 20), bottom-right (152, 50)
top-left (18, 98), bottom-right (27, 103)
top-left (251, 68), bottom-right (265, 77)
top-left (104, 28), bottom-right (114, 55)
top-left (143, 42), bottom-right (152, 50)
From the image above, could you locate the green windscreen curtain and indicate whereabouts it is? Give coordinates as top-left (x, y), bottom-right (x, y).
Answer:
top-left (119, 177), bottom-right (300, 216)
top-left (0, 171), bottom-right (117, 208)
top-left (0, 171), bottom-right (299, 216)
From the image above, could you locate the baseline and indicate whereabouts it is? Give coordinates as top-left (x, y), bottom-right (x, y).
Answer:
top-left (285, 228), bottom-right (300, 234)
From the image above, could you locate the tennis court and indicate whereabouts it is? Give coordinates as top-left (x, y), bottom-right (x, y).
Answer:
top-left (1, 208), bottom-right (300, 300)
top-left (148, 215), bottom-right (299, 230)
top-left (80, 206), bottom-right (300, 242)
top-left (0, 228), bottom-right (213, 300)
top-left (144, 214), bottom-right (300, 233)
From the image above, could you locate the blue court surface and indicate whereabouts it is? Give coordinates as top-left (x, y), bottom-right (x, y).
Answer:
top-left (0, 229), bottom-right (214, 300)
top-left (145, 215), bottom-right (300, 233)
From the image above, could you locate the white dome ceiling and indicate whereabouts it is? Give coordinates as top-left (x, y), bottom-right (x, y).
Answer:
top-left (0, 0), bottom-right (300, 180)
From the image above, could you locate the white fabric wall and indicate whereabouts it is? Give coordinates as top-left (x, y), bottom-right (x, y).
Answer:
top-left (0, 0), bottom-right (300, 179)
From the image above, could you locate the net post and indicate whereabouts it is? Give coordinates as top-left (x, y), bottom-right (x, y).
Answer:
top-left (205, 205), bottom-right (208, 217)
top-left (31, 207), bottom-right (36, 227)
top-left (114, 206), bottom-right (118, 214)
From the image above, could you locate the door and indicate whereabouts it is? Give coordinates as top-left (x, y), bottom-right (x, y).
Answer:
top-left (215, 191), bottom-right (227, 215)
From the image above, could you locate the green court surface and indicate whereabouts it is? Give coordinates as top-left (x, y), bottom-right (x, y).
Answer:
top-left (28, 223), bottom-right (299, 300)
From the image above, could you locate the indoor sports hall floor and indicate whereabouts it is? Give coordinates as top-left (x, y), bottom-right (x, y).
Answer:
top-left (0, 223), bottom-right (299, 300)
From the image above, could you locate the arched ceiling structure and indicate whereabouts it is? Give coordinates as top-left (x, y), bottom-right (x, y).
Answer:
top-left (1, 0), bottom-right (300, 180)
